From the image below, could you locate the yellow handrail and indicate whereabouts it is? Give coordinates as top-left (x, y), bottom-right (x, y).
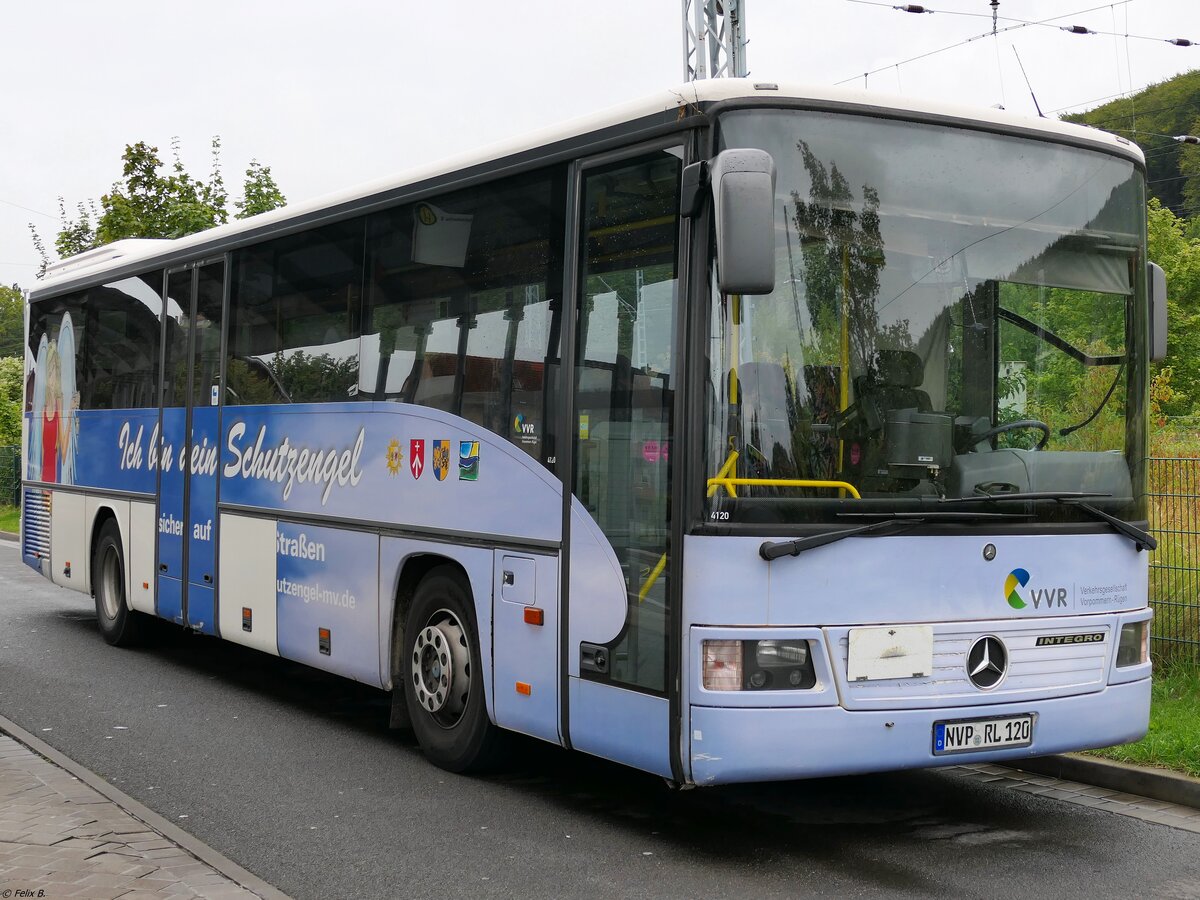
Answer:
top-left (638, 552), bottom-right (668, 604)
top-left (706, 449), bottom-right (741, 497)
top-left (705, 477), bottom-right (862, 500)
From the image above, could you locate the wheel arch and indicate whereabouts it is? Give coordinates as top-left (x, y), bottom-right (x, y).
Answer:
top-left (388, 553), bottom-right (470, 688)
top-left (86, 500), bottom-right (130, 606)
top-left (381, 541), bottom-right (497, 722)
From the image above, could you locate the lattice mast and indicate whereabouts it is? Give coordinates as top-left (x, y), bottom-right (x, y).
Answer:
top-left (682, 0), bottom-right (748, 80)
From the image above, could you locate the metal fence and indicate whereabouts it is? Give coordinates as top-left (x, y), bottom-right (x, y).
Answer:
top-left (1149, 456), bottom-right (1200, 661)
top-left (0, 446), bottom-right (18, 508)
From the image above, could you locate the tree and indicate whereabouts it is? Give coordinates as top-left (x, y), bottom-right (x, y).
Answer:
top-left (0, 357), bottom-right (22, 448)
top-left (0, 286), bottom-right (24, 358)
top-left (237, 161), bottom-right (286, 219)
top-left (34, 137), bottom-right (286, 274)
top-left (1147, 198), bottom-right (1200, 416)
top-left (1065, 70), bottom-right (1200, 216)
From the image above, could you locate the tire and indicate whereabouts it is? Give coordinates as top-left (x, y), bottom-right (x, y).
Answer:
top-left (92, 519), bottom-right (144, 647)
top-left (402, 565), bottom-right (506, 773)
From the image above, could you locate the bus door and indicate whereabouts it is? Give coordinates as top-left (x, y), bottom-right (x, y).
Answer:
top-left (565, 145), bottom-right (683, 778)
top-left (156, 260), bottom-right (225, 633)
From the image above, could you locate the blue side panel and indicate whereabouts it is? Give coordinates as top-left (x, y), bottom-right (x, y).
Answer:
top-left (569, 677), bottom-right (672, 778)
top-left (186, 407), bottom-right (220, 634)
top-left (219, 403), bottom-right (561, 544)
top-left (70, 409), bottom-right (160, 493)
top-left (186, 585), bottom-right (215, 634)
top-left (25, 407), bottom-right (157, 493)
top-left (492, 552), bottom-right (560, 745)
top-left (158, 575), bottom-right (183, 624)
top-left (276, 522), bottom-right (383, 687)
top-left (157, 408), bottom-right (187, 623)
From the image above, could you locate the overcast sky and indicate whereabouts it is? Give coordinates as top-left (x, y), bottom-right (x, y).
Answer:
top-left (2, 0), bottom-right (1197, 289)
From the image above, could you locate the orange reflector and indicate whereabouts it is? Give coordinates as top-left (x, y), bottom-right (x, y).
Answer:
top-left (142, 582), bottom-right (149, 590)
top-left (515, 681), bottom-right (532, 695)
top-left (523, 606), bottom-right (544, 626)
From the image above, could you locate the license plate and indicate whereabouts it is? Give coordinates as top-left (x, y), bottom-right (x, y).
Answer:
top-left (933, 714), bottom-right (1034, 754)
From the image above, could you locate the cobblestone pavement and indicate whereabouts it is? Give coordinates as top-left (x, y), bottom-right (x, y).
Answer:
top-left (0, 734), bottom-right (263, 900)
top-left (951, 763), bottom-right (1200, 832)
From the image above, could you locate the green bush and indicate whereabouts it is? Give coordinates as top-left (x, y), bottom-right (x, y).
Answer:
top-left (0, 356), bottom-right (20, 448)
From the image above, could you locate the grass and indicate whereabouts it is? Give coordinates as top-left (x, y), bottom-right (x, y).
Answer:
top-left (1088, 661), bottom-right (1200, 778)
top-left (0, 503), bottom-right (16, 534)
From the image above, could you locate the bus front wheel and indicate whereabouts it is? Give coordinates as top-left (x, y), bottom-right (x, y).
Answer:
top-left (403, 566), bottom-right (506, 773)
top-left (92, 519), bottom-right (144, 647)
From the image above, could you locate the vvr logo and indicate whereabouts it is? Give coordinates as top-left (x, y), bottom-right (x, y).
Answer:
top-left (513, 414), bottom-right (535, 436)
top-left (1005, 568), bottom-right (1068, 611)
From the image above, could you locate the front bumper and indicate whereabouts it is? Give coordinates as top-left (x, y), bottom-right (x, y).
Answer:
top-left (688, 676), bottom-right (1150, 785)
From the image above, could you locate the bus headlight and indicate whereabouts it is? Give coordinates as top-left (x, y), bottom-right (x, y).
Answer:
top-left (755, 639), bottom-right (808, 668)
top-left (702, 639), bottom-right (817, 691)
top-left (747, 639), bottom-right (815, 690)
top-left (1116, 620), bottom-right (1149, 667)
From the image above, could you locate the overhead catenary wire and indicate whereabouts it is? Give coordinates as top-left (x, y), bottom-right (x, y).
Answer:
top-left (834, 0), bottom-right (1193, 88)
top-left (0, 198), bottom-right (55, 219)
top-left (845, 0), bottom-right (1193, 44)
top-left (1075, 100), bottom-right (1200, 129)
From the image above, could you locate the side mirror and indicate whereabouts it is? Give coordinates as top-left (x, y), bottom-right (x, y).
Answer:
top-left (710, 149), bottom-right (777, 295)
top-left (1148, 261), bottom-right (1168, 363)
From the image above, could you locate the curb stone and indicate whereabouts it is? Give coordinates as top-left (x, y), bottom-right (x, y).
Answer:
top-left (0, 712), bottom-right (291, 900)
top-left (1008, 753), bottom-right (1200, 810)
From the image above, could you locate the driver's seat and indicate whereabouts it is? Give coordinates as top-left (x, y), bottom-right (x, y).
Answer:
top-left (871, 349), bottom-right (932, 414)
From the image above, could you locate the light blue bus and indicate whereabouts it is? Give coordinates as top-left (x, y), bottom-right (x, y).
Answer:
top-left (23, 80), bottom-right (1163, 783)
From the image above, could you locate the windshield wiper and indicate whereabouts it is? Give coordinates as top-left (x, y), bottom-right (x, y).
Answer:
top-left (951, 491), bottom-right (1110, 503)
top-left (955, 489), bottom-right (1157, 552)
top-left (759, 511), bottom-right (1029, 561)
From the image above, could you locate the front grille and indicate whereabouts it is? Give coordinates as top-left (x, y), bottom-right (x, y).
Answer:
top-left (829, 619), bottom-right (1111, 710)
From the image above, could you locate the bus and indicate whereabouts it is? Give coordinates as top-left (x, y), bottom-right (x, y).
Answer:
top-left (22, 79), bottom-right (1165, 784)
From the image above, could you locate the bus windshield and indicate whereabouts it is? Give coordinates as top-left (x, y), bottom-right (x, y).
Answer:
top-left (706, 109), bottom-right (1147, 526)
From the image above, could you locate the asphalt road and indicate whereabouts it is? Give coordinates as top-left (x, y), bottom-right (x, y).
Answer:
top-left (2, 541), bottom-right (1198, 899)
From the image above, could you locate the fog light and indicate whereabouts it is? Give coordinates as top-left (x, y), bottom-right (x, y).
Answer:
top-left (1116, 620), bottom-right (1149, 667)
top-left (702, 640), bottom-right (742, 690)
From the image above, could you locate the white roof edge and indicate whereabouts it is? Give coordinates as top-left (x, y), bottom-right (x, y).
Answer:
top-left (44, 238), bottom-right (174, 280)
top-left (32, 79), bottom-right (1143, 295)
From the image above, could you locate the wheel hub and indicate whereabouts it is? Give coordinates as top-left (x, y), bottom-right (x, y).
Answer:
top-left (411, 612), bottom-right (470, 719)
top-left (100, 545), bottom-right (122, 619)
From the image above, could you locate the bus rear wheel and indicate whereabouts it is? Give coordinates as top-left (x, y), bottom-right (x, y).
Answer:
top-left (93, 519), bottom-right (144, 647)
top-left (403, 566), bottom-right (506, 773)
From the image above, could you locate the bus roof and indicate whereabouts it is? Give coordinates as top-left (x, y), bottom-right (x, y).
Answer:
top-left (32, 78), bottom-right (1143, 298)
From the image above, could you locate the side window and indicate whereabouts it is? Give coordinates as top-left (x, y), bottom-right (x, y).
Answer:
top-left (362, 168), bottom-right (565, 465)
top-left (79, 273), bottom-right (163, 410)
top-left (162, 270), bottom-right (194, 409)
top-left (28, 273), bottom-right (163, 417)
top-left (27, 290), bottom-right (87, 483)
top-left (227, 220), bottom-right (364, 404)
top-left (192, 263), bottom-right (225, 406)
top-left (573, 148), bottom-right (683, 693)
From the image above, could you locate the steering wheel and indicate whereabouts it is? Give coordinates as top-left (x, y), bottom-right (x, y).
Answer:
top-left (977, 419), bottom-right (1051, 451)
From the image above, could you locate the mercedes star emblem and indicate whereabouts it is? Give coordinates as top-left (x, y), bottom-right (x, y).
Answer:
top-left (966, 636), bottom-right (1008, 690)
